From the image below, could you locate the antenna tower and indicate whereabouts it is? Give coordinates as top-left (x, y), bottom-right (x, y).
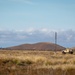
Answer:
top-left (55, 32), bottom-right (57, 52)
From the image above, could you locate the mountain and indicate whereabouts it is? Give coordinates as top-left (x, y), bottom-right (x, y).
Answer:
top-left (7, 42), bottom-right (66, 51)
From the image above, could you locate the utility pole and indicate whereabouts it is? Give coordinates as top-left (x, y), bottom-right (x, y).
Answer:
top-left (55, 32), bottom-right (57, 52)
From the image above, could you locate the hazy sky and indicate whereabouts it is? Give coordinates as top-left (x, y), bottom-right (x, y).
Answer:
top-left (0, 0), bottom-right (75, 47)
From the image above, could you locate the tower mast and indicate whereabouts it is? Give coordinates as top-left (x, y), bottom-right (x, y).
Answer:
top-left (55, 32), bottom-right (57, 52)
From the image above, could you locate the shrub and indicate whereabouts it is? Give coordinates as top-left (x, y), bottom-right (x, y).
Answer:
top-left (45, 60), bottom-right (53, 65)
top-left (25, 59), bottom-right (34, 65)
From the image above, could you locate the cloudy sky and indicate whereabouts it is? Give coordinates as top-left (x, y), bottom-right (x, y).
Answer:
top-left (0, 0), bottom-right (75, 48)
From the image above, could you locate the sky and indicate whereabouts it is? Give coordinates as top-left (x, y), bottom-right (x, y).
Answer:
top-left (0, 0), bottom-right (75, 48)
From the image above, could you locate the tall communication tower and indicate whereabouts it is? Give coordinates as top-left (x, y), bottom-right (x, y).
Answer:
top-left (55, 32), bottom-right (57, 52)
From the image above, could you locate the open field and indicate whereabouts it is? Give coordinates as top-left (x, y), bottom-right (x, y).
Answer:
top-left (0, 50), bottom-right (75, 75)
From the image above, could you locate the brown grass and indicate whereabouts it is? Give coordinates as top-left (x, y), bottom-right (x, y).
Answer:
top-left (0, 50), bottom-right (75, 75)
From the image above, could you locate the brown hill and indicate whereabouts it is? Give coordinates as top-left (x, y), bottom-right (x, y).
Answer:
top-left (7, 42), bottom-right (65, 51)
top-left (71, 47), bottom-right (75, 51)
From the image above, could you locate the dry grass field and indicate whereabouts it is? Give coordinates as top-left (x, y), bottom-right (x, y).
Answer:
top-left (0, 50), bottom-right (75, 75)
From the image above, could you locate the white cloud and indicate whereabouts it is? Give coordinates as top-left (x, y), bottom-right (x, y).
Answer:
top-left (67, 35), bottom-right (73, 42)
top-left (40, 28), bottom-right (49, 33)
top-left (0, 29), bottom-right (75, 47)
